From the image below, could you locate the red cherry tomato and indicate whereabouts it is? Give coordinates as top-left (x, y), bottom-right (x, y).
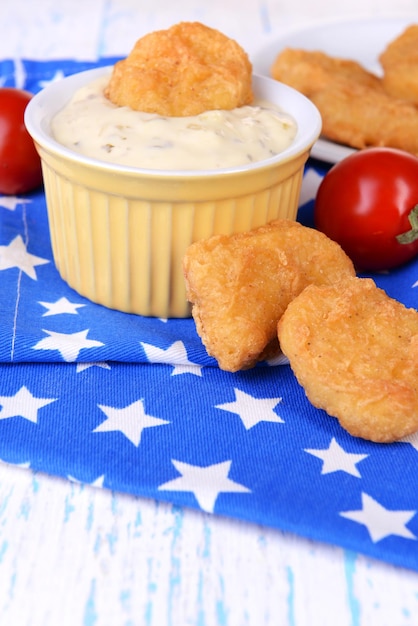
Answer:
top-left (314, 147), bottom-right (418, 271)
top-left (0, 88), bottom-right (43, 195)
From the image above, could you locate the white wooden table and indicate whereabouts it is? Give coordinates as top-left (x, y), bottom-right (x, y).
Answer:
top-left (1, 2), bottom-right (418, 624)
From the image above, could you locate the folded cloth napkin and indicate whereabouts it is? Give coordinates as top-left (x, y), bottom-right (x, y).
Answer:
top-left (0, 58), bottom-right (418, 572)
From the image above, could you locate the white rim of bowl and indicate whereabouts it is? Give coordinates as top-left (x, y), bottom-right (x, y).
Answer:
top-left (25, 68), bottom-right (322, 178)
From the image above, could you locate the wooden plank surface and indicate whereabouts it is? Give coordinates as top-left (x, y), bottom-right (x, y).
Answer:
top-left (1, 2), bottom-right (418, 624)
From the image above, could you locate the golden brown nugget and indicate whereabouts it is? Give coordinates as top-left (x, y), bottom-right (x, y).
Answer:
top-left (312, 82), bottom-right (418, 155)
top-left (183, 220), bottom-right (355, 372)
top-left (271, 47), bottom-right (418, 154)
top-left (379, 25), bottom-right (418, 105)
top-left (271, 48), bottom-right (383, 94)
top-left (105, 21), bottom-right (253, 116)
top-left (278, 277), bottom-right (418, 443)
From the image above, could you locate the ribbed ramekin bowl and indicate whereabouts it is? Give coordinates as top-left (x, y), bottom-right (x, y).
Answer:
top-left (25, 67), bottom-right (321, 318)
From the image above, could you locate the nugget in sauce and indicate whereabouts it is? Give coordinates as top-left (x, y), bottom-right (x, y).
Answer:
top-left (105, 21), bottom-right (253, 116)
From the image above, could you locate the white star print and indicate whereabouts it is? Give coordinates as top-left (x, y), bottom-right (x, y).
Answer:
top-left (399, 431), bottom-right (418, 451)
top-left (158, 460), bottom-right (251, 513)
top-left (340, 493), bottom-right (417, 542)
top-left (68, 474), bottom-right (105, 488)
top-left (76, 362), bottom-right (111, 373)
top-left (0, 235), bottom-right (49, 279)
top-left (0, 196), bottom-right (32, 211)
top-left (299, 167), bottom-right (323, 206)
top-left (267, 352), bottom-right (289, 366)
top-left (305, 438), bottom-right (368, 477)
top-left (32, 329), bottom-right (104, 361)
top-left (215, 388), bottom-right (284, 430)
top-left (0, 386), bottom-right (57, 423)
top-left (39, 297), bottom-right (86, 316)
top-left (0, 458), bottom-right (31, 469)
top-left (93, 399), bottom-right (169, 447)
top-left (39, 70), bottom-right (65, 88)
top-left (140, 340), bottom-right (203, 376)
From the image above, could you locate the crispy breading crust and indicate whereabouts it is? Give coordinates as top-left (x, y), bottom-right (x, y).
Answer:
top-left (271, 47), bottom-right (418, 155)
top-left (105, 21), bottom-right (253, 116)
top-left (278, 277), bottom-right (418, 443)
top-left (183, 220), bottom-right (355, 372)
top-left (379, 25), bottom-right (418, 105)
top-left (271, 48), bottom-right (382, 93)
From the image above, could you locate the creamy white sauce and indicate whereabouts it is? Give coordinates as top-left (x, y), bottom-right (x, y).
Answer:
top-left (51, 76), bottom-right (297, 170)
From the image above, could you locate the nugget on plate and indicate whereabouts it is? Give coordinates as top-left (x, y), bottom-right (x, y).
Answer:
top-left (105, 21), bottom-right (253, 116)
top-left (183, 220), bottom-right (355, 372)
top-left (271, 47), bottom-right (418, 155)
top-left (271, 48), bottom-right (382, 93)
top-left (278, 277), bottom-right (418, 443)
top-left (379, 24), bottom-right (418, 105)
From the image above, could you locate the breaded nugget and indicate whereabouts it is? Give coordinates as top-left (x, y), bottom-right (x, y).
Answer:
top-left (183, 220), bottom-right (355, 372)
top-left (278, 277), bottom-right (418, 443)
top-left (271, 48), bottom-right (382, 93)
top-left (312, 82), bottom-right (418, 154)
top-left (379, 25), bottom-right (418, 105)
top-left (105, 21), bottom-right (253, 116)
top-left (271, 47), bottom-right (418, 154)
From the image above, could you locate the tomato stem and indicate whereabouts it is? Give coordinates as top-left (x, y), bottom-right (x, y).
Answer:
top-left (396, 205), bottom-right (418, 244)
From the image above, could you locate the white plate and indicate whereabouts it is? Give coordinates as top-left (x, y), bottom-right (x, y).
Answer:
top-left (253, 15), bottom-right (418, 162)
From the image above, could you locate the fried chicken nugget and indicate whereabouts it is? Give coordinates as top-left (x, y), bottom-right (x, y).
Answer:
top-left (312, 82), bottom-right (418, 155)
top-left (183, 220), bottom-right (355, 372)
top-left (271, 48), bottom-right (382, 93)
top-left (105, 21), bottom-right (253, 117)
top-left (278, 277), bottom-right (418, 443)
top-left (379, 25), bottom-right (418, 105)
top-left (271, 47), bottom-right (418, 155)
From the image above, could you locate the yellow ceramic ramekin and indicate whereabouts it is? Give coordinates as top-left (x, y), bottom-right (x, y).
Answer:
top-left (25, 68), bottom-right (321, 318)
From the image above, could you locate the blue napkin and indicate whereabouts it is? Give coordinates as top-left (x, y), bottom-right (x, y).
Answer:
top-left (1, 58), bottom-right (418, 572)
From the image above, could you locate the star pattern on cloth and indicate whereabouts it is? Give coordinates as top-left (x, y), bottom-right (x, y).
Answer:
top-left (68, 474), bottom-right (105, 488)
top-left (76, 362), bottom-right (111, 373)
top-left (140, 340), bottom-right (203, 376)
top-left (340, 493), bottom-right (417, 543)
top-left (0, 58), bottom-right (416, 573)
top-left (0, 196), bottom-right (32, 211)
top-left (298, 167), bottom-right (323, 206)
top-left (305, 438), bottom-right (369, 477)
top-left (158, 459), bottom-right (251, 513)
top-left (0, 386), bottom-right (57, 423)
top-left (32, 329), bottom-right (104, 361)
top-left (38, 297), bottom-right (86, 316)
top-left (267, 353), bottom-right (289, 366)
top-left (39, 70), bottom-right (65, 87)
top-left (0, 235), bottom-right (49, 279)
top-left (399, 431), bottom-right (418, 451)
top-left (0, 458), bottom-right (31, 469)
top-left (215, 388), bottom-right (284, 430)
top-left (93, 399), bottom-right (170, 447)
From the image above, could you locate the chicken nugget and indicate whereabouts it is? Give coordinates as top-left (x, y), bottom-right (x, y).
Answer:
top-left (105, 21), bottom-right (253, 116)
top-left (312, 81), bottom-right (418, 154)
top-left (271, 48), bottom-right (382, 93)
top-left (183, 220), bottom-right (355, 372)
top-left (278, 277), bottom-right (418, 443)
top-left (379, 25), bottom-right (418, 105)
top-left (271, 47), bottom-right (418, 155)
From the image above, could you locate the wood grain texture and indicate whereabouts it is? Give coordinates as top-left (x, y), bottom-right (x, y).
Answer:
top-left (1, 463), bottom-right (418, 624)
top-left (1, 2), bottom-right (418, 624)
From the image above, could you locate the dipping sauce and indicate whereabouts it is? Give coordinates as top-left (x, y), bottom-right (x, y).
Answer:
top-left (51, 76), bottom-right (297, 170)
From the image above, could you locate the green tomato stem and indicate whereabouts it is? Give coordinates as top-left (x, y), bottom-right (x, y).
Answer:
top-left (396, 205), bottom-right (418, 245)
